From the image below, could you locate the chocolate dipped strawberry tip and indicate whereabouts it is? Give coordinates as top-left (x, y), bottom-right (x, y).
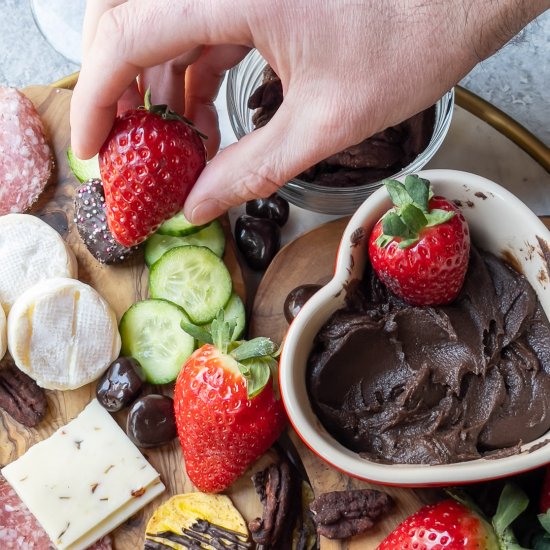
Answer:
top-left (375, 175), bottom-right (455, 249)
top-left (181, 309), bottom-right (280, 398)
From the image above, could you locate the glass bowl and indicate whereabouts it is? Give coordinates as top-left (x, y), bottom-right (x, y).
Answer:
top-left (226, 49), bottom-right (455, 215)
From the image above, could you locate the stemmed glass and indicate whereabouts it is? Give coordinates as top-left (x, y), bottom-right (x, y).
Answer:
top-left (30, 0), bottom-right (85, 65)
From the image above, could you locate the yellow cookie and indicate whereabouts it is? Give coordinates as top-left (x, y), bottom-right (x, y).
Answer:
top-left (145, 493), bottom-right (250, 550)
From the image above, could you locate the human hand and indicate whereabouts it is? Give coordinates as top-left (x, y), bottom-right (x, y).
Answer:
top-left (71, 0), bottom-right (548, 225)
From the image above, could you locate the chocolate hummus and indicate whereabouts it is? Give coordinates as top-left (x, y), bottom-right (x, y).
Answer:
top-left (307, 247), bottom-right (550, 464)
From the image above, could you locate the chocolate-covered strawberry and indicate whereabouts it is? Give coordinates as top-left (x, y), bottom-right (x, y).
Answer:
top-left (368, 175), bottom-right (470, 306)
top-left (74, 178), bottom-right (137, 264)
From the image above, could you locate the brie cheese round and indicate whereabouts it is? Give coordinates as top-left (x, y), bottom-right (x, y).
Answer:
top-left (8, 278), bottom-right (121, 390)
top-left (0, 306), bottom-right (6, 360)
top-left (0, 214), bottom-right (77, 312)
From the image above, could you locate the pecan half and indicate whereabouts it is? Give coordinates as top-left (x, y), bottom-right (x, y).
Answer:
top-left (309, 489), bottom-right (394, 539)
top-left (0, 358), bottom-right (48, 427)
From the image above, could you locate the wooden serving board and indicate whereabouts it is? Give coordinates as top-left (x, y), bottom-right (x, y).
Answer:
top-left (0, 86), bottom-right (266, 548)
top-left (249, 215), bottom-right (550, 548)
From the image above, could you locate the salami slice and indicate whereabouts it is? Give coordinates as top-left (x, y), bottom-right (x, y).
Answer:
top-left (0, 87), bottom-right (52, 215)
top-left (0, 476), bottom-right (113, 549)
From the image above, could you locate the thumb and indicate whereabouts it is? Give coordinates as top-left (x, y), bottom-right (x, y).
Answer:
top-left (184, 97), bottom-right (342, 224)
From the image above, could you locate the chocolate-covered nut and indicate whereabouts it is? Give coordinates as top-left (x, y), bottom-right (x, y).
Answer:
top-left (235, 215), bottom-right (281, 271)
top-left (126, 395), bottom-right (177, 448)
top-left (246, 194), bottom-right (290, 227)
top-left (96, 357), bottom-right (145, 412)
top-left (284, 284), bottom-right (322, 323)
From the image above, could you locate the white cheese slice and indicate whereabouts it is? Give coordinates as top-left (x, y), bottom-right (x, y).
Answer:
top-left (8, 277), bottom-right (121, 389)
top-left (0, 305), bottom-right (6, 360)
top-left (0, 214), bottom-right (77, 312)
top-left (2, 399), bottom-right (165, 550)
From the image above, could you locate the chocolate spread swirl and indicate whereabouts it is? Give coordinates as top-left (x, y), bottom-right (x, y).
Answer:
top-left (307, 247), bottom-right (550, 464)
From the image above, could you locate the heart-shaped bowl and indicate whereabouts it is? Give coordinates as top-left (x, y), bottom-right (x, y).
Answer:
top-left (279, 168), bottom-right (550, 486)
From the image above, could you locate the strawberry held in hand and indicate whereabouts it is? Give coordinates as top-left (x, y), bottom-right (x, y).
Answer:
top-left (368, 175), bottom-right (470, 306)
top-left (174, 313), bottom-right (287, 493)
top-left (99, 90), bottom-right (206, 247)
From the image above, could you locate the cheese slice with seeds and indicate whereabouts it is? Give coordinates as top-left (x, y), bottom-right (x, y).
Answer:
top-left (0, 214), bottom-right (77, 312)
top-left (8, 277), bottom-right (120, 389)
top-left (2, 399), bottom-right (165, 550)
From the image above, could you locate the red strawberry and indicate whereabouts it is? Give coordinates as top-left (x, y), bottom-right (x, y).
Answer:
top-left (377, 499), bottom-right (497, 549)
top-left (368, 175), bottom-right (470, 306)
top-left (174, 314), bottom-right (287, 493)
top-left (99, 90), bottom-right (206, 247)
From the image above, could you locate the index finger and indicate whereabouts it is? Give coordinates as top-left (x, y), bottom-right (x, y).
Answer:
top-left (70, 0), bottom-right (252, 159)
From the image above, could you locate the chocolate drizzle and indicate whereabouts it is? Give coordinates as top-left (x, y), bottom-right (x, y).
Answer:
top-left (145, 520), bottom-right (252, 550)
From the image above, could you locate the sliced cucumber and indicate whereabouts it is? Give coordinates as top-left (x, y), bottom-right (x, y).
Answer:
top-left (119, 299), bottom-right (195, 384)
top-left (149, 245), bottom-right (232, 324)
top-left (144, 220), bottom-right (226, 267)
top-left (157, 211), bottom-right (205, 237)
top-left (201, 292), bottom-right (246, 341)
top-left (67, 147), bottom-right (101, 182)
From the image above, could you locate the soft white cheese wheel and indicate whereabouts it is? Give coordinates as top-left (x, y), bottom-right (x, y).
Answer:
top-left (0, 306), bottom-right (6, 360)
top-left (0, 214), bottom-right (77, 312)
top-left (8, 278), bottom-right (121, 390)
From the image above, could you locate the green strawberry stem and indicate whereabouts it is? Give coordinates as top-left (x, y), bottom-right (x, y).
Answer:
top-left (376, 175), bottom-right (455, 249)
top-left (182, 310), bottom-right (280, 399)
top-left (142, 88), bottom-right (208, 140)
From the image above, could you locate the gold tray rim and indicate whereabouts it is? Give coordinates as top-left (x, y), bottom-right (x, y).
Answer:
top-left (51, 73), bottom-right (549, 173)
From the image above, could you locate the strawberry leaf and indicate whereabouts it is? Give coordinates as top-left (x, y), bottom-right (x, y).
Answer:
top-left (539, 511), bottom-right (550, 533)
top-left (231, 337), bottom-right (278, 361)
top-left (492, 483), bottom-right (529, 549)
top-left (384, 179), bottom-right (412, 208)
top-left (400, 203), bottom-right (427, 233)
top-left (180, 320), bottom-right (213, 345)
top-left (404, 175), bottom-right (431, 211)
top-left (375, 234), bottom-right (394, 248)
top-left (238, 356), bottom-right (273, 398)
top-left (425, 208), bottom-right (455, 227)
top-left (381, 211), bottom-right (412, 239)
top-left (210, 310), bottom-right (237, 354)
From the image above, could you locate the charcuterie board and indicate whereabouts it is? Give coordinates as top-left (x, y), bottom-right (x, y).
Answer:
top-left (0, 85), bottom-right (267, 548)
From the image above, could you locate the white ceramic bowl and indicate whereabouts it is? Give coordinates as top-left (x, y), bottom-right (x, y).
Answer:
top-left (279, 169), bottom-right (550, 486)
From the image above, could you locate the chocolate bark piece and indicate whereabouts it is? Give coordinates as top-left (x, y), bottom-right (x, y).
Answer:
top-left (309, 489), bottom-right (394, 539)
top-left (0, 357), bottom-right (48, 427)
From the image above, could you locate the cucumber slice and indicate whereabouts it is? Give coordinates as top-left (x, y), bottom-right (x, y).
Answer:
top-left (145, 220), bottom-right (226, 267)
top-left (157, 211), bottom-right (205, 237)
top-left (149, 245), bottom-right (232, 324)
top-left (119, 299), bottom-right (195, 384)
top-left (67, 147), bottom-right (101, 182)
top-left (201, 292), bottom-right (246, 341)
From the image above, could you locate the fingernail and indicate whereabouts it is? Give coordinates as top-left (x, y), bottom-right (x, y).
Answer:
top-left (188, 200), bottom-right (220, 225)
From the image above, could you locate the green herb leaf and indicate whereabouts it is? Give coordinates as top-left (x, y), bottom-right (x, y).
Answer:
top-left (492, 483), bottom-right (529, 535)
top-left (381, 211), bottom-right (411, 239)
top-left (404, 175), bottom-right (431, 211)
top-left (384, 179), bottom-right (412, 208)
top-left (400, 203), bottom-right (427, 233)
top-left (231, 337), bottom-right (278, 362)
top-left (425, 209), bottom-right (455, 227)
top-left (180, 320), bottom-right (213, 345)
top-left (238, 357), bottom-right (273, 398)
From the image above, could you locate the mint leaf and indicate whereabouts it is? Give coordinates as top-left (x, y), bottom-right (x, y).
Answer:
top-left (493, 483), bottom-right (529, 535)
top-left (384, 179), bottom-right (412, 207)
top-left (381, 211), bottom-right (411, 238)
top-left (238, 357), bottom-right (272, 398)
top-left (404, 175), bottom-right (430, 211)
top-left (401, 203), bottom-right (427, 233)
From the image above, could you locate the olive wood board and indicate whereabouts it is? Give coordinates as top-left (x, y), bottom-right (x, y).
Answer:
top-left (249, 214), bottom-right (550, 549)
top-left (0, 86), bottom-right (267, 549)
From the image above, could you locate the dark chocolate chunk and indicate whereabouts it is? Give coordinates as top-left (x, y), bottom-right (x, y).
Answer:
top-left (74, 179), bottom-right (137, 264)
top-left (0, 357), bottom-right (48, 427)
top-left (309, 489), bottom-right (394, 539)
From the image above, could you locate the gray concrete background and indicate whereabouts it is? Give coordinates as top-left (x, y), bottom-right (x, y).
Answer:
top-left (0, 1), bottom-right (548, 146)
